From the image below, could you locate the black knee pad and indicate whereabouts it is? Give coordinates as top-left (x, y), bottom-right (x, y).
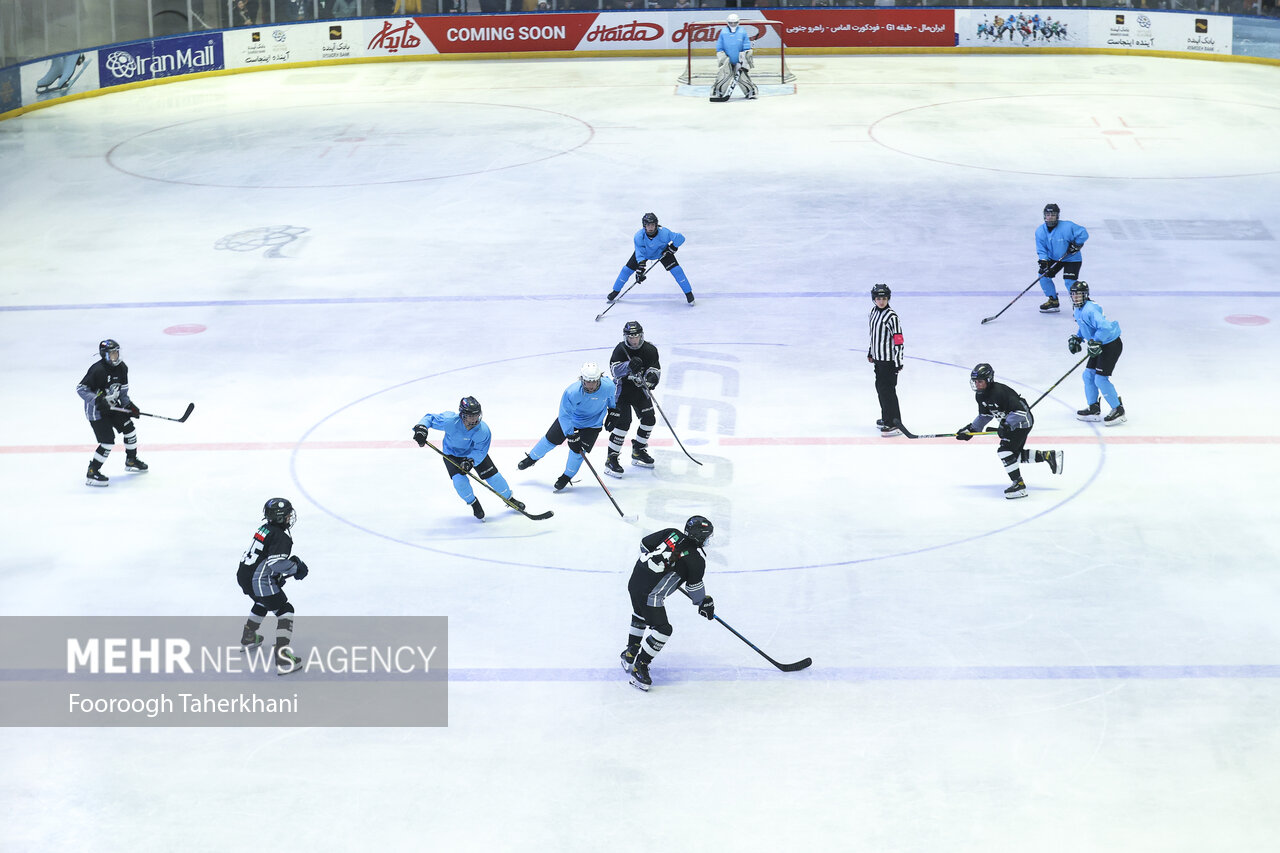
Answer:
top-left (250, 602), bottom-right (270, 618)
top-left (605, 408), bottom-right (630, 433)
top-left (275, 601), bottom-right (295, 618)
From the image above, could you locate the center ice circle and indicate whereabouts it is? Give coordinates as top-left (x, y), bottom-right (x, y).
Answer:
top-left (290, 346), bottom-right (1105, 575)
top-left (106, 102), bottom-right (594, 188)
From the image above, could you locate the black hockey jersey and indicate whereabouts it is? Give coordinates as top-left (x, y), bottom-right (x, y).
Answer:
top-left (237, 523), bottom-right (301, 598)
top-left (609, 341), bottom-right (661, 387)
top-left (972, 381), bottom-right (1033, 431)
top-left (633, 527), bottom-right (707, 606)
top-left (77, 360), bottom-right (132, 421)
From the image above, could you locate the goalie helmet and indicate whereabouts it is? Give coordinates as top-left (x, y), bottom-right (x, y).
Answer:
top-left (623, 320), bottom-right (644, 350)
top-left (1069, 280), bottom-right (1090, 307)
top-left (726, 13), bottom-right (740, 31)
top-left (459, 396), bottom-right (482, 429)
top-left (263, 497), bottom-right (297, 530)
top-left (684, 515), bottom-right (714, 546)
top-left (970, 362), bottom-right (995, 391)
top-left (580, 361), bottom-right (603, 392)
top-left (99, 339), bottom-right (121, 365)
top-left (870, 283), bottom-right (891, 301)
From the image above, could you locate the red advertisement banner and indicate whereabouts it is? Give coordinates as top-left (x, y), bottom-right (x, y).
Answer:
top-left (769, 10), bottom-right (953, 48)
top-left (413, 14), bottom-right (595, 54)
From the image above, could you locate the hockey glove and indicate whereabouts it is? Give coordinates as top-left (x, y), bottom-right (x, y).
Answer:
top-left (634, 266), bottom-right (647, 284)
top-left (412, 425), bottom-right (429, 447)
top-left (1038, 259), bottom-right (1053, 277)
top-left (630, 374), bottom-right (645, 387)
top-left (697, 596), bottom-right (716, 621)
top-left (629, 355), bottom-right (645, 374)
top-left (292, 558), bottom-right (309, 580)
top-left (448, 455), bottom-right (474, 473)
top-left (566, 433), bottom-right (583, 454)
top-left (1067, 241), bottom-right (1084, 255)
top-left (955, 425), bottom-right (975, 441)
top-left (1068, 335), bottom-right (1083, 354)
top-left (644, 367), bottom-right (660, 389)
top-left (665, 241), bottom-right (678, 255)
top-left (1087, 339), bottom-right (1103, 357)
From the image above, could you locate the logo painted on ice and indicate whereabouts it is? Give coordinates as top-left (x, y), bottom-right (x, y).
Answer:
top-left (214, 225), bottom-right (309, 259)
top-left (368, 20), bottom-right (422, 53)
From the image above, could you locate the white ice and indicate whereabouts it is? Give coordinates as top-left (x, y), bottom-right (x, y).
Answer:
top-left (2, 54), bottom-right (1280, 852)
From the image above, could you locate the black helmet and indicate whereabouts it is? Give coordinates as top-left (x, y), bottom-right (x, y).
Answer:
top-left (1069, 280), bottom-right (1090, 306)
top-left (870, 283), bottom-right (891, 301)
top-left (263, 497), bottom-right (296, 529)
top-left (684, 515), bottom-right (714, 546)
top-left (1043, 203), bottom-right (1060, 217)
top-left (623, 320), bottom-right (644, 349)
top-left (641, 212), bottom-right (658, 228)
top-left (99, 339), bottom-right (121, 364)
top-left (970, 363), bottom-right (994, 391)
top-left (459, 396), bottom-right (482, 428)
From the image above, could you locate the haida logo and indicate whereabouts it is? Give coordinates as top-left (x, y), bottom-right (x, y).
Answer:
top-left (104, 51), bottom-right (138, 79)
top-left (586, 20), bottom-right (663, 42)
top-left (368, 20), bottom-right (421, 53)
top-left (672, 21), bottom-right (768, 44)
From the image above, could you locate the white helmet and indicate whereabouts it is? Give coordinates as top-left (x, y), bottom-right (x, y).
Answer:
top-left (726, 13), bottom-right (739, 31)
top-left (580, 361), bottom-right (603, 392)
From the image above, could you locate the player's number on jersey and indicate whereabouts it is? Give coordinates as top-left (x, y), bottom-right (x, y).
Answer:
top-left (241, 539), bottom-right (264, 567)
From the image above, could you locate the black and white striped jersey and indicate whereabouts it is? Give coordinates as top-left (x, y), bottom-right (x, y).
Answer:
top-left (867, 305), bottom-right (904, 368)
top-left (633, 527), bottom-right (707, 607)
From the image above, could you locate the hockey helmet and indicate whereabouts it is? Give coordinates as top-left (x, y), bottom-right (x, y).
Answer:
top-left (99, 339), bottom-right (121, 365)
top-left (870, 283), bottom-right (891, 301)
top-left (970, 363), bottom-right (995, 391)
top-left (1043, 203), bottom-right (1060, 224)
top-left (580, 362), bottom-right (604, 392)
top-left (263, 497), bottom-right (297, 529)
top-left (641, 212), bottom-right (659, 236)
top-left (623, 320), bottom-right (644, 350)
top-left (459, 396), bottom-right (482, 429)
top-left (684, 515), bottom-right (714, 545)
top-left (1069, 280), bottom-right (1090, 307)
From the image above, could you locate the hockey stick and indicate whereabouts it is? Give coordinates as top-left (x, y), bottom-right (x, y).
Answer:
top-left (643, 387), bottom-right (703, 466)
top-left (980, 250), bottom-right (1070, 325)
top-left (596, 261), bottom-right (658, 322)
top-left (1027, 353), bottom-right (1089, 410)
top-left (679, 587), bottom-right (811, 672)
top-left (575, 444), bottom-right (638, 523)
top-left (424, 440), bottom-right (553, 520)
top-left (894, 421), bottom-right (998, 440)
top-left (710, 64), bottom-right (742, 102)
top-left (112, 403), bottom-right (195, 423)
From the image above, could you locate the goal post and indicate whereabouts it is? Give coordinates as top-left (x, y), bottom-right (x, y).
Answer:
top-left (677, 19), bottom-right (795, 86)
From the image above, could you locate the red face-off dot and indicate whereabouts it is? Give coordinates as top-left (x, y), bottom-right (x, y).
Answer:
top-left (1224, 315), bottom-right (1269, 326)
top-left (164, 324), bottom-right (207, 335)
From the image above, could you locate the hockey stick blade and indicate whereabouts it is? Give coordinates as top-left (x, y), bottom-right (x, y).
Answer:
top-left (175, 402), bottom-right (195, 423)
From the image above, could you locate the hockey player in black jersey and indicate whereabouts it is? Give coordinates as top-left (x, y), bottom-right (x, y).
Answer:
top-left (604, 320), bottom-right (662, 477)
top-left (76, 339), bottom-right (147, 486)
top-left (956, 363), bottom-right (1063, 499)
top-left (237, 498), bottom-right (309, 674)
top-left (621, 516), bottom-right (716, 691)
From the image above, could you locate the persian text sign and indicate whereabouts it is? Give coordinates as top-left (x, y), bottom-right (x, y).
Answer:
top-left (770, 10), bottom-right (953, 48)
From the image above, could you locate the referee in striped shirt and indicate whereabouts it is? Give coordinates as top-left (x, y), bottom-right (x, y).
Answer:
top-left (867, 283), bottom-right (904, 437)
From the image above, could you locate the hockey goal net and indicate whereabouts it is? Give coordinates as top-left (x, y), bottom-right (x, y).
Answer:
top-left (677, 19), bottom-right (795, 86)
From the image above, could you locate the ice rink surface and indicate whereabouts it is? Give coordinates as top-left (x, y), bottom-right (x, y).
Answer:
top-left (2, 53), bottom-right (1280, 851)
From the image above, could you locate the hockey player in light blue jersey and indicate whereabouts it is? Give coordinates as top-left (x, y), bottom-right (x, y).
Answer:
top-left (412, 396), bottom-right (525, 520)
top-left (517, 363), bottom-right (618, 491)
top-left (711, 14), bottom-right (757, 101)
top-left (1035, 203), bottom-right (1089, 313)
top-left (1067, 281), bottom-right (1126, 425)
top-left (607, 212), bottom-right (696, 305)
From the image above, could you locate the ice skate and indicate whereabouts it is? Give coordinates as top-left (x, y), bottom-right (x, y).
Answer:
top-left (124, 455), bottom-right (148, 472)
top-left (240, 625), bottom-right (263, 650)
top-left (1039, 296), bottom-right (1060, 313)
top-left (85, 465), bottom-right (109, 487)
top-left (630, 444), bottom-right (655, 469)
top-left (628, 659), bottom-right (652, 691)
top-left (275, 643), bottom-right (303, 676)
top-left (606, 290), bottom-right (619, 302)
top-left (1043, 450), bottom-right (1064, 475)
top-left (685, 291), bottom-right (696, 305)
top-left (1004, 478), bottom-right (1027, 500)
top-left (1076, 401), bottom-right (1101, 422)
top-left (470, 499), bottom-right (485, 520)
top-left (879, 425), bottom-right (901, 438)
top-left (517, 454), bottom-right (536, 470)
top-left (554, 474), bottom-right (572, 491)
top-left (620, 643), bottom-right (640, 673)
top-left (1104, 398), bottom-right (1126, 426)
top-left (604, 452), bottom-right (624, 478)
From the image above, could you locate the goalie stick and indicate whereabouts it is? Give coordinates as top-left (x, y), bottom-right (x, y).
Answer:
top-left (424, 440), bottom-right (553, 521)
top-left (112, 403), bottom-right (195, 423)
top-left (980, 249), bottom-right (1072, 325)
top-left (596, 261), bottom-right (657, 322)
top-left (679, 587), bottom-right (811, 672)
